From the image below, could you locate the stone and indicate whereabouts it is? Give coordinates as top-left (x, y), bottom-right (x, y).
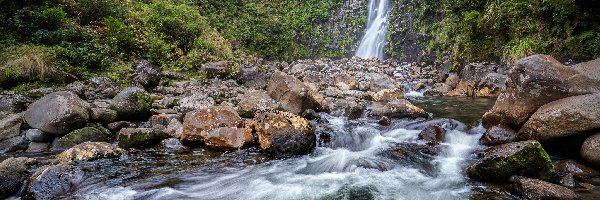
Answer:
top-left (254, 110), bottom-right (316, 156)
top-left (418, 125), bottom-right (446, 145)
top-left (0, 93), bottom-right (32, 114)
top-left (447, 80), bottom-right (476, 96)
top-left (110, 87), bottom-right (152, 121)
top-left (405, 118), bottom-right (466, 131)
top-left (157, 138), bottom-right (189, 152)
top-left (467, 141), bottom-right (556, 182)
top-left (479, 125), bottom-right (517, 146)
top-left (64, 82), bottom-right (85, 96)
top-left (202, 61), bottom-right (234, 79)
top-left (0, 114), bottom-right (22, 141)
top-left (54, 142), bottom-right (124, 164)
top-left (24, 91), bottom-right (90, 135)
top-left (372, 89), bottom-right (402, 102)
top-left (26, 142), bottom-right (49, 153)
top-left (117, 127), bottom-right (169, 149)
top-left (368, 73), bottom-right (397, 92)
top-left (132, 59), bottom-right (160, 88)
top-left (25, 129), bottom-right (53, 142)
top-left (555, 159), bottom-right (600, 179)
top-left (378, 116), bottom-right (392, 126)
top-left (445, 74), bottom-right (460, 89)
top-left (84, 77), bottom-right (119, 99)
top-left (0, 157), bottom-right (38, 199)
top-left (148, 114), bottom-right (181, 127)
top-left (483, 55), bottom-right (600, 128)
top-left (52, 127), bottom-right (108, 152)
top-left (368, 99), bottom-right (428, 119)
top-left (424, 83), bottom-right (451, 96)
top-left (177, 93), bottom-right (215, 113)
top-left (333, 73), bottom-right (357, 90)
top-left (519, 93), bottom-right (600, 141)
top-left (330, 98), bottom-right (365, 120)
top-left (181, 107), bottom-right (253, 149)
top-left (513, 177), bottom-right (578, 200)
top-left (237, 90), bottom-right (280, 118)
top-left (0, 135), bottom-right (29, 153)
top-left (90, 108), bottom-right (117, 123)
top-left (22, 164), bottom-right (85, 200)
top-left (266, 71), bottom-right (327, 114)
top-left (107, 121), bottom-right (136, 133)
top-left (581, 133), bottom-right (600, 167)
top-left (235, 67), bottom-right (270, 89)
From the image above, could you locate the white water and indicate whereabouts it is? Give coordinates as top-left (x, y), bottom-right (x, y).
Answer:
top-left (355, 0), bottom-right (391, 60)
top-left (81, 115), bottom-right (482, 200)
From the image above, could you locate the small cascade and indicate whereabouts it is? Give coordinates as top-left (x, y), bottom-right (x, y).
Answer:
top-left (355, 0), bottom-right (390, 60)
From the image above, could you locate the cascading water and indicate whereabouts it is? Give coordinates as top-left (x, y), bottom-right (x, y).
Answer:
top-left (355, 0), bottom-right (390, 60)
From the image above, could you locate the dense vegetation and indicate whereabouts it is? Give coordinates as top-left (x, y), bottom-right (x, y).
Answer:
top-left (388, 0), bottom-right (600, 68)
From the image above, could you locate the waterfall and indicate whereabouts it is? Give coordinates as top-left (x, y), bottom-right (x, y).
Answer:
top-left (355, 0), bottom-right (390, 60)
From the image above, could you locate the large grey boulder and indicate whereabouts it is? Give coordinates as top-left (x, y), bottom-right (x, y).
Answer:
top-left (24, 91), bottom-right (90, 135)
top-left (520, 93), bottom-right (600, 141)
top-left (110, 87), bottom-right (152, 120)
top-left (482, 55), bottom-right (600, 128)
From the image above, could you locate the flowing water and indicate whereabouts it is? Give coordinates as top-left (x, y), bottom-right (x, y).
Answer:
top-left (355, 0), bottom-right (390, 60)
top-left (70, 96), bottom-right (501, 200)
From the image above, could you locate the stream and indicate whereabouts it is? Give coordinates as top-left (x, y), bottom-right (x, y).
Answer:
top-left (68, 96), bottom-right (503, 200)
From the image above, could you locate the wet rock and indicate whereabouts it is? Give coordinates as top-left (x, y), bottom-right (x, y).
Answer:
top-left (331, 98), bottom-right (365, 119)
top-left (266, 71), bottom-right (327, 114)
top-left (0, 92), bottom-right (32, 114)
top-left (301, 109), bottom-right (320, 120)
top-left (555, 159), bottom-right (600, 179)
top-left (90, 108), bottom-right (117, 123)
top-left (479, 125), bottom-right (517, 146)
top-left (25, 129), bottom-right (53, 142)
top-left (84, 77), bottom-right (119, 99)
top-left (0, 135), bottom-right (30, 153)
top-left (418, 125), bottom-right (446, 145)
top-left (26, 142), bottom-right (49, 153)
top-left (132, 59), bottom-right (160, 88)
top-left (520, 93), bottom-right (600, 141)
top-left (0, 157), bottom-right (38, 199)
top-left (52, 127), bottom-right (108, 152)
top-left (476, 73), bottom-right (507, 97)
top-left (237, 90), bottom-right (280, 118)
top-left (378, 116), bottom-right (392, 126)
top-left (581, 133), bottom-right (600, 167)
top-left (110, 87), bottom-right (152, 121)
top-left (424, 83), bottom-right (451, 96)
top-left (0, 113), bottom-right (22, 141)
top-left (254, 110), bottom-right (316, 156)
top-left (447, 80), bottom-right (476, 96)
top-left (181, 107), bottom-right (252, 149)
top-left (445, 74), bottom-right (460, 89)
top-left (24, 91), bottom-right (90, 135)
top-left (372, 89), bottom-right (402, 102)
top-left (177, 93), bottom-right (215, 113)
top-left (202, 61), bottom-right (234, 79)
top-left (117, 127), bottom-right (169, 149)
top-left (467, 140), bottom-right (556, 182)
top-left (157, 138), bottom-right (189, 152)
top-left (385, 143), bottom-right (439, 168)
top-left (22, 164), bottom-right (85, 200)
top-left (405, 118), bottom-right (466, 131)
top-left (560, 173), bottom-right (577, 188)
top-left (513, 177), bottom-right (578, 200)
top-left (368, 99), bottom-right (427, 119)
top-left (483, 55), bottom-right (600, 128)
top-left (54, 142), bottom-right (124, 164)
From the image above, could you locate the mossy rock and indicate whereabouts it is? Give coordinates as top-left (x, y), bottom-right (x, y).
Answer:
top-left (117, 128), bottom-right (169, 149)
top-left (53, 127), bottom-right (108, 151)
top-left (110, 87), bottom-right (152, 121)
top-left (467, 140), bottom-right (557, 182)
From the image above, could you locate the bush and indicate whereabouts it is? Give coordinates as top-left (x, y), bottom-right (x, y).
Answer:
top-left (0, 45), bottom-right (68, 88)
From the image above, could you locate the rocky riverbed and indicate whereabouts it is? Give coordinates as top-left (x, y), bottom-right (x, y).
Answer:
top-left (1, 55), bottom-right (599, 199)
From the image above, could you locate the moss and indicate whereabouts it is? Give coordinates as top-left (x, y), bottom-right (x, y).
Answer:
top-left (238, 110), bottom-right (255, 118)
top-left (467, 141), bottom-right (556, 182)
top-left (118, 129), bottom-right (169, 149)
top-left (55, 127), bottom-right (106, 150)
top-left (136, 92), bottom-right (152, 114)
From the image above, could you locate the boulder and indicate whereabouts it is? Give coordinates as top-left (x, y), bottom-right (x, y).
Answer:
top-left (368, 73), bottom-right (397, 92)
top-left (25, 129), bottom-right (53, 142)
top-left (368, 99), bottom-right (428, 119)
top-left (479, 125), bottom-right (517, 146)
top-left (54, 142), bottom-right (124, 164)
top-left (235, 67), bottom-right (270, 89)
top-left (110, 87), bottom-right (152, 120)
top-left (254, 110), bottom-right (316, 156)
top-left (0, 157), bottom-right (38, 199)
top-left (520, 93), bottom-right (600, 141)
top-left (0, 113), bottom-right (22, 141)
top-left (237, 90), bottom-right (280, 118)
top-left (177, 93), bottom-right (215, 113)
top-left (330, 98), bottom-right (366, 120)
top-left (266, 71), bottom-right (327, 114)
top-left (0, 135), bottom-right (29, 153)
top-left (445, 75), bottom-right (460, 89)
top-left (202, 61), bottom-right (234, 79)
top-left (26, 142), bottom-right (49, 153)
top-left (117, 127), bottom-right (169, 149)
top-left (581, 133), bottom-right (600, 167)
top-left (372, 89), bottom-right (402, 102)
top-left (64, 82), bottom-right (85, 96)
top-left (90, 108), bottom-right (117, 123)
top-left (157, 138), bottom-right (189, 152)
top-left (132, 59), bottom-right (160, 88)
top-left (482, 55), bottom-right (600, 128)
top-left (424, 83), bottom-right (451, 96)
top-left (447, 80), bottom-right (476, 97)
top-left (181, 107), bottom-right (253, 149)
top-left (84, 77), bottom-right (119, 99)
top-left (52, 127), bottom-right (108, 152)
top-left (555, 159), bottom-right (600, 179)
top-left (22, 164), bottom-right (85, 200)
top-left (513, 177), bottom-right (578, 200)
top-left (418, 125), bottom-right (446, 145)
top-left (24, 91), bottom-right (90, 135)
top-left (0, 93), bottom-right (32, 114)
top-left (467, 140), bottom-right (556, 182)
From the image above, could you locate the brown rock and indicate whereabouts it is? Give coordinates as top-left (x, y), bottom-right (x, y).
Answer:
top-left (372, 89), bottom-right (403, 102)
top-left (445, 75), bottom-right (460, 89)
top-left (513, 177), bottom-right (578, 200)
top-left (181, 107), bottom-right (253, 149)
top-left (418, 125), bottom-right (446, 145)
top-left (519, 93), bottom-right (600, 141)
top-left (266, 71), bottom-right (327, 114)
top-left (581, 133), bottom-right (600, 167)
top-left (447, 80), bottom-right (476, 96)
top-left (424, 83), bottom-right (452, 96)
top-left (254, 110), bottom-right (316, 156)
top-left (479, 125), bottom-right (517, 146)
top-left (369, 99), bottom-right (428, 119)
top-left (483, 55), bottom-right (600, 128)
top-left (54, 142), bottom-right (124, 164)
top-left (333, 73), bottom-right (357, 90)
top-left (237, 90), bottom-right (280, 118)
